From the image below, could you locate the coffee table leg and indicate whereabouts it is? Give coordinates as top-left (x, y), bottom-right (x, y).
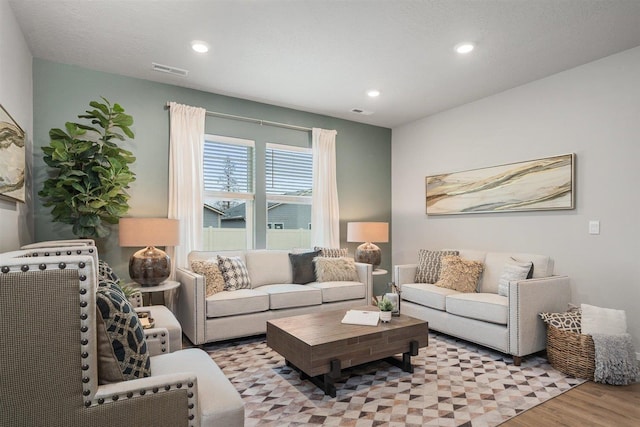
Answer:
top-left (386, 339), bottom-right (419, 373)
top-left (303, 359), bottom-right (340, 397)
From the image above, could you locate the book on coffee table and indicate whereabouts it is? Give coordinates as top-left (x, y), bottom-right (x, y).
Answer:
top-left (341, 309), bottom-right (380, 326)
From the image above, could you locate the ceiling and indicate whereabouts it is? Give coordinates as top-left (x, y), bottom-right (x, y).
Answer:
top-left (9, 0), bottom-right (640, 128)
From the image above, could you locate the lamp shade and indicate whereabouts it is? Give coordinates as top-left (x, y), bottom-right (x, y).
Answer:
top-left (119, 218), bottom-right (180, 286)
top-left (347, 222), bottom-right (389, 243)
top-left (119, 218), bottom-right (180, 247)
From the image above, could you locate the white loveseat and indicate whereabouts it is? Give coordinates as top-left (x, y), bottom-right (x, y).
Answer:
top-left (176, 250), bottom-right (373, 345)
top-left (395, 249), bottom-right (571, 365)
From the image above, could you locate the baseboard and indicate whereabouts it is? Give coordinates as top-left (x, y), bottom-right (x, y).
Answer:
top-left (637, 352), bottom-right (640, 361)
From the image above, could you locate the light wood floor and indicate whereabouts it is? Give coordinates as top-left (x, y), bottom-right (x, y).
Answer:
top-left (502, 381), bottom-right (640, 426)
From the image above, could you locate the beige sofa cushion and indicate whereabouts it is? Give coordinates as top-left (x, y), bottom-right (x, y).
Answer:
top-left (245, 250), bottom-right (293, 287)
top-left (206, 289), bottom-right (269, 318)
top-left (188, 250), bottom-right (245, 264)
top-left (150, 349), bottom-right (244, 426)
top-left (480, 252), bottom-right (554, 293)
top-left (446, 293), bottom-right (508, 325)
top-left (308, 281), bottom-right (365, 303)
top-left (258, 284), bottom-right (322, 309)
top-left (401, 282), bottom-right (459, 310)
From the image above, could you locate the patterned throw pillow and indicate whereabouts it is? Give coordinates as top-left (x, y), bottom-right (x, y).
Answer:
top-left (98, 278), bottom-right (126, 295)
top-left (98, 259), bottom-right (121, 284)
top-left (314, 247), bottom-right (348, 258)
top-left (539, 311), bottom-right (582, 333)
top-left (191, 260), bottom-right (226, 296)
top-left (414, 250), bottom-right (459, 284)
top-left (289, 250), bottom-right (321, 284)
top-left (217, 255), bottom-right (251, 290)
top-left (96, 287), bottom-right (150, 384)
top-left (434, 255), bottom-right (484, 293)
top-left (497, 258), bottom-right (534, 296)
top-left (314, 256), bottom-right (360, 282)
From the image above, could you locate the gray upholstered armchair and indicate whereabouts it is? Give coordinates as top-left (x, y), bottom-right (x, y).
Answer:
top-left (0, 246), bottom-right (244, 427)
top-left (20, 240), bottom-right (184, 353)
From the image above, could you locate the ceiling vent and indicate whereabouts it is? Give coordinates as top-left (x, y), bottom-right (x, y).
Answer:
top-left (350, 108), bottom-right (374, 115)
top-left (152, 62), bottom-right (189, 77)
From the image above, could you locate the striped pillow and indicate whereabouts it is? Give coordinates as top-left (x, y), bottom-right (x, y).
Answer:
top-left (314, 247), bottom-right (348, 258)
top-left (414, 250), bottom-right (459, 284)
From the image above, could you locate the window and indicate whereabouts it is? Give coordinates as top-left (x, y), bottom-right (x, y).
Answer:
top-left (265, 143), bottom-right (312, 249)
top-left (201, 137), bottom-right (313, 251)
top-left (203, 135), bottom-right (255, 250)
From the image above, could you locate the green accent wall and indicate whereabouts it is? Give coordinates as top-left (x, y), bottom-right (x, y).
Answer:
top-left (33, 59), bottom-right (392, 294)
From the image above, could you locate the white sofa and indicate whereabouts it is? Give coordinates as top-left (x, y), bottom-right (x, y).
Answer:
top-left (395, 250), bottom-right (571, 365)
top-left (176, 250), bottom-right (373, 345)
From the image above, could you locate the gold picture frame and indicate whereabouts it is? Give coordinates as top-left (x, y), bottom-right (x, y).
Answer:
top-left (426, 153), bottom-right (575, 215)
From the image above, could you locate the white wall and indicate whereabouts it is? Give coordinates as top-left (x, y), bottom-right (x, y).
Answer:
top-left (392, 46), bottom-right (640, 350)
top-left (0, 0), bottom-right (33, 251)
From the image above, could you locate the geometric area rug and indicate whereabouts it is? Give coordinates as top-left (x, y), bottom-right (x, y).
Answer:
top-left (206, 332), bottom-right (585, 426)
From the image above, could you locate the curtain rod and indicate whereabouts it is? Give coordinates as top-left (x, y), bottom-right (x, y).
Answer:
top-left (165, 102), bottom-right (312, 132)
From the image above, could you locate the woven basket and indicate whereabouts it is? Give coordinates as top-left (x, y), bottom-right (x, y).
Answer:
top-left (546, 324), bottom-right (595, 379)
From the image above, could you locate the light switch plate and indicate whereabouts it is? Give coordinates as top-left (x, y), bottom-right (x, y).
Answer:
top-left (589, 220), bottom-right (600, 235)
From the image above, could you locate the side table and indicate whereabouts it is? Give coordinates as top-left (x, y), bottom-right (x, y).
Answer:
top-left (128, 280), bottom-right (181, 313)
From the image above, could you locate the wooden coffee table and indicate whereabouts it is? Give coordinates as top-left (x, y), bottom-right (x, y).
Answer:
top-left (266, 308), bottom-right (429, 397)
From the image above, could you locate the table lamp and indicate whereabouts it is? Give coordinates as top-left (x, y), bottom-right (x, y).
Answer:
top-left (119, 218), bottom-right (180, 286)
top-left (347, 222), bottom-right (389, 269)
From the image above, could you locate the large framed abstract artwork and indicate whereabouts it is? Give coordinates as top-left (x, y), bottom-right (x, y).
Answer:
top-left (426, 153), bottom-right (575, 215)
top-left (0, 104), bottom-right (26, 203)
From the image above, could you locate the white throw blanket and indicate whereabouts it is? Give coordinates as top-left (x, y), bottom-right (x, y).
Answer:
top-left (591, 333), bottom-right (640, 385)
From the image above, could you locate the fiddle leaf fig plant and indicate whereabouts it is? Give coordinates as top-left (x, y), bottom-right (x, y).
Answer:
top-left (39, 97), bottom-right (136, 238)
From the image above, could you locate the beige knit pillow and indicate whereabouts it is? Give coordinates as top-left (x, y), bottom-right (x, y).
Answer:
top-left (434, 255), bottom-right (483, 293)
top-left (191, 260), bottom-right (226, 296)
top-left (314, 256), bottom-right (360, 282)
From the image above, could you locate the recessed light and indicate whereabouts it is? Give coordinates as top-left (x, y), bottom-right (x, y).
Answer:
top-left (191, 40), bottom-right (210, 53)
top-left (454, 42), bottom-right (474, 54)
top-left (367, 89), bottom-right (380, 98)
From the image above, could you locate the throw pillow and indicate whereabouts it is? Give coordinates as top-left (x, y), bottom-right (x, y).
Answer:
top-left (581, 303), bottom-right (627, 335)
top-left (539, 311), bottom-right (582, 333)
top-left (314, 247), bottom-right (348, 258)
top-left (434, 255), bottom-right (483, 293)
top-left (289, 250), bottom-right (321, 284)
top-left (191, 259), bottom-right (226, 296)
top-left (96, 287), bottom-right (151, 384)
top-left (415, 249), bottom-right (459, 284)
top-left (98, 259), bottom-right (121, 284)
top-left (497, 257), bottom-right (534, 297)
top-left (98, 278), bottom-right (126, 296)
top-left (314, 256), bottom-right (360, 282)
top-left (217, 255), bottom-right (251, 291)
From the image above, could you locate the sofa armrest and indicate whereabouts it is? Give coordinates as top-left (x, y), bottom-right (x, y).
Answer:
top-left (355, 262), bottom-right (373, 305)
top-left (394, 264), bottom-right (418, 288)
top-left (508, 275), bottom-right (571, 357)
top-left (143, 327), bottom-right (171, 355)
top-left (175, 267), bottom-right (207, 345)
top-left (128, 290), bottom-right (144, 308)
top-left (94, 372), bottom-right (199, 424)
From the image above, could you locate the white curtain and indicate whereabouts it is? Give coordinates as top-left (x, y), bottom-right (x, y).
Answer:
top-left (166, 102), bottom-right (206, 277)
top-left (311, 128), bottom-right (340, 247)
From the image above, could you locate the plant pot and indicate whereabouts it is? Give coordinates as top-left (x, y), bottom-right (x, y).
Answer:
top-left (380, 311), bottom-right (392, 323)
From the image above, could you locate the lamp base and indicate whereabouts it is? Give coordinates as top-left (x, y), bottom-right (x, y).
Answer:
top-left (354, 242), bottom-right (381, 269)
top-left (129, 246), bottom-right (171, 286)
